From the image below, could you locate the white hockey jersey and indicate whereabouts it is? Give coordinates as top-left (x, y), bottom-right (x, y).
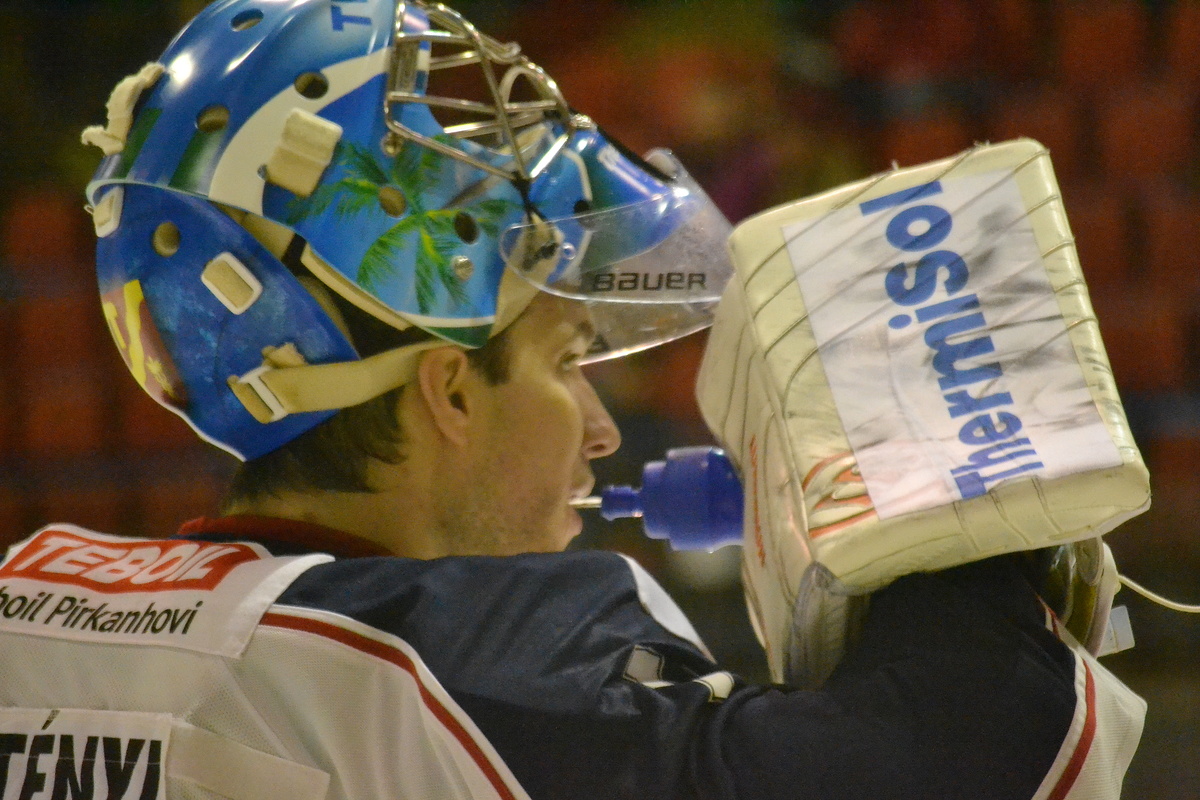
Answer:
top-left (0, 522), bottom-right (528, 800)
top-left (0, 515), bottom-right (1144, 799)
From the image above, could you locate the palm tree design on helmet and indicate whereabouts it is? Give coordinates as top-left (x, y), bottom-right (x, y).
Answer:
top-left (287, 135), bottom-right (519, 316)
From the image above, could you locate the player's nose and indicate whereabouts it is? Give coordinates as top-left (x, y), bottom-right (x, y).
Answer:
top-left (579, 378), bottom-right (621, 459)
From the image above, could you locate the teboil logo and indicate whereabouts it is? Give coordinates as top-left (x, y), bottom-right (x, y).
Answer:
top-left (0, 529), bottom-right (261, 594)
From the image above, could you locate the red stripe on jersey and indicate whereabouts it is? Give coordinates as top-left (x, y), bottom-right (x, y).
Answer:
top-left (1046, 661), bottom-right (1098, 800)
top-left (261, 611), bottom-right (518, 800)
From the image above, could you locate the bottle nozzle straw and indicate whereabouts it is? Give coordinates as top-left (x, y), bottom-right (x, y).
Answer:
top-left (566, 448), bottom-right (743, 550)
top-left (570, 496), bottom-right (603, 510)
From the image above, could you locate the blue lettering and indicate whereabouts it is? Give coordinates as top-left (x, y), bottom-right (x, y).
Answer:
top-left (954, 471), bottom-right (988, 499)
top-left (954, 459), bottom-right (1045, 499)
top-left (944, 388), bottom-right (1014, 419)
top-left (884, 250), bottom-right (970, 307)
top-left (871, 177), bottom-right (1045, 499)
top-left (958, 412), bottom-right (1023, 445)
top-left (954, 471), bottom-right (987, 498)
top-left (952, 437), bottom-right (1039, 473)
top-left (916, 292), bottom-right (979, 324)
top-left (923, 313), bottom-right (1002, 390)
top-left (886, 204), bottom-right (953, 251)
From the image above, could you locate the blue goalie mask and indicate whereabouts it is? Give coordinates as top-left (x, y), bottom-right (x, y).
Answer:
top-left (83, 0), bottom-right (735, 460)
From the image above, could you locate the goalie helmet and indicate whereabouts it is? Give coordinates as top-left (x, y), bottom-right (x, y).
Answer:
top-left (83, 0), bottom-right (734, 460)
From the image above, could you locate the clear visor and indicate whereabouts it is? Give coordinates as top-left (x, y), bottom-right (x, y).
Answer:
top-left (502, 151), bottom-right (734, 303)
top-left (580, 295), bottom-right (721, 362)
top-left (501, 151), bottom-right (735, 360)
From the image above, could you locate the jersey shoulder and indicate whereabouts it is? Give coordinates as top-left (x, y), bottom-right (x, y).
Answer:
top-left (277, 549), bottom-right (716, 711)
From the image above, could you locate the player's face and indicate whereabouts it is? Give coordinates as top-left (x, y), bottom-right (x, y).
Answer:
top-left (453, 293), bottom-right (621, 554)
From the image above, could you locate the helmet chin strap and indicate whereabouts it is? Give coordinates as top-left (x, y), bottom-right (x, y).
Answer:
top-left (226, 335), bottom-right (447, 426)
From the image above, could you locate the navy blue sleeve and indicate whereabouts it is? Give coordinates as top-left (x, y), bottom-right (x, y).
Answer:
top-left (279, 552), bottom-right (1075, 800)
top-left (712, 558), bottom-right (1076, 800)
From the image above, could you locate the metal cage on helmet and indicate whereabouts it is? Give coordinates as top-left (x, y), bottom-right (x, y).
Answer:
top-left (83, 0), bottom-right (734, 459)
top-left (384, 1), bottom-right (577, 184)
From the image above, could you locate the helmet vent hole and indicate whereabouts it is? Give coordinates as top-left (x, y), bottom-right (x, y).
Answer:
top-left (378, 186), bottom-right (408, 217)
top-left (152, 222), bottom-right (181, 257)
top-left (573, 199), bottom-right (592, 215)
top-left (231, 10), bottom-right (264, 31)
top-left (294, 72), bottom-right (329, 100)
top-left (454, 212), bottom-right (478, 243)
top-left (196, 105), bottom-right (230, 134)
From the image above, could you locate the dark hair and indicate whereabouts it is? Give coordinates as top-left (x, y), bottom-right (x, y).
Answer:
top-left (222, 283), bottom-right (512, 509)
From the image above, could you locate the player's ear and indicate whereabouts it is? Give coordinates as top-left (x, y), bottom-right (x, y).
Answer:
top-left (415, 346), bottom-right (474, 447)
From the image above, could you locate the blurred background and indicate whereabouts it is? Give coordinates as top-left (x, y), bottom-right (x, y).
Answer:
top-left (2, 0), bottom-right (1198, 794)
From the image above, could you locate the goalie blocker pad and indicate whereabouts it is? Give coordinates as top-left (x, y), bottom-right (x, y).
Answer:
top-left (696, 139), bottom-right (1150, 686)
